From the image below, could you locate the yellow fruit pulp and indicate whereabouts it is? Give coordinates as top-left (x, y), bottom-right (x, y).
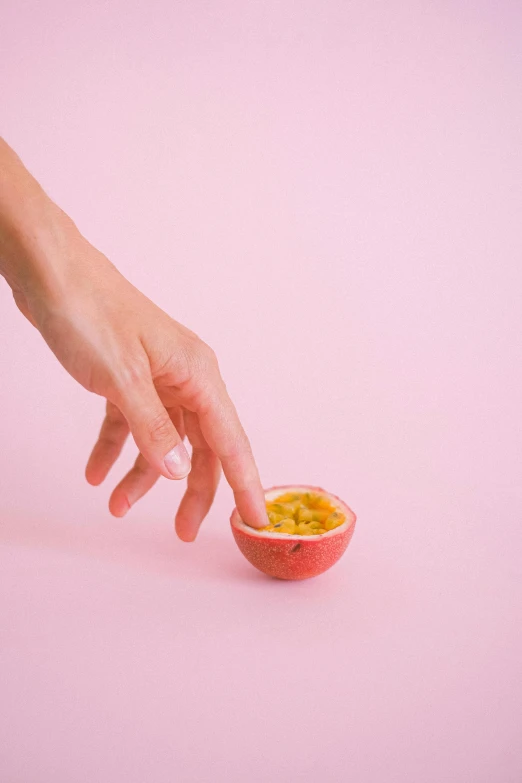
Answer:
top-left (262, 491), bottom-right (346, 536)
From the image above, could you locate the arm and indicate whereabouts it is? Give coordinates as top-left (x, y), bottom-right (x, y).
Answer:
top-left (0, 137), bottom-right (266, 540)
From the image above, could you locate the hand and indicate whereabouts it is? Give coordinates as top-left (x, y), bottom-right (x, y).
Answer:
top-left (12, 229), bottom-right (266, 540)
top-left (0, 139), bottom-right (266, 541)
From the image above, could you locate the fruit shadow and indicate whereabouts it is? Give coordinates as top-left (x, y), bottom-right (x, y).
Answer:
top-left (0, 510), bottom-right (270, 585)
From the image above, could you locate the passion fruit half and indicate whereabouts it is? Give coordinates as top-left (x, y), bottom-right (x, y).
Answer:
top-left (230, 485), bottom-right (356, 580)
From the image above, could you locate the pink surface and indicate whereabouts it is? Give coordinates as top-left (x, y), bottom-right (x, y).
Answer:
top-left (1, 2), bottom-right (522, 781)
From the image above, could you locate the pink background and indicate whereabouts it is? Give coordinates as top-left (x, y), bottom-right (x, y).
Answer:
top-left (1, 2), bottom-right (521, 781)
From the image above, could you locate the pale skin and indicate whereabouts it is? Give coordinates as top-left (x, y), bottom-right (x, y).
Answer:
top-left (0, 137), bottom-right (267, 541)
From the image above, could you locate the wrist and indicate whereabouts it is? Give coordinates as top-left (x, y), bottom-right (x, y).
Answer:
top-left (0, 139), bottom-right (124, 330)
top-left (1, 195), bottom-right (73, 292)
top-left (0, 138), bottom-right (85, 302)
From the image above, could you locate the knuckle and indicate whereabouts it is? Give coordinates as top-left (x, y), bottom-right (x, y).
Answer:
top-left (107, 419), bottom-right (127, 441)
top-left (133, 459), bottom-right (149, 477)
top-left (112, 359), bottom-right (149, 394)
top-left (99, 431), bottom-right (120, 449)
top-left (200, 342), bottom-right (218, 368)
top-left (147, 412), bottom-right (174, 444)
top-left (187, 339), bottom-right (218, 377)
top-left (227, 431), bottom-right (251, 460)
top-left (105, 405), bottom-right (125, 427)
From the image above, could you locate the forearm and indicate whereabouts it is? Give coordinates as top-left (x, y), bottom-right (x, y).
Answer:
top-left (0, 137), bottom-right (75, 296)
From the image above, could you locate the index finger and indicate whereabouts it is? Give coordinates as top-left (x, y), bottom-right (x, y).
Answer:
top-left (194, 378), bottom-right (267, 529)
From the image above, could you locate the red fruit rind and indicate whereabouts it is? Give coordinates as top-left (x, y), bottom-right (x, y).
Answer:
top-left (230, 485), bottom-right (356, 580)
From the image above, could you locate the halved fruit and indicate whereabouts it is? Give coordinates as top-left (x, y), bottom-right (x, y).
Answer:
top-left (230, 485), bottom-right (356, 580)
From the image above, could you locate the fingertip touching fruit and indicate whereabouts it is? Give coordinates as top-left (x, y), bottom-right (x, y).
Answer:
top-left (230, 485), bottom-right (356, 580)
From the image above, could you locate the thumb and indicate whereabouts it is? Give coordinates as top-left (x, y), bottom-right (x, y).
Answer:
top-left (117, 382), bottom-right (191, 480)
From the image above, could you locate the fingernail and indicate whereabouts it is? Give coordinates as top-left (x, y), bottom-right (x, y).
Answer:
top-left (164, 443), bottom-right (191, 479)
